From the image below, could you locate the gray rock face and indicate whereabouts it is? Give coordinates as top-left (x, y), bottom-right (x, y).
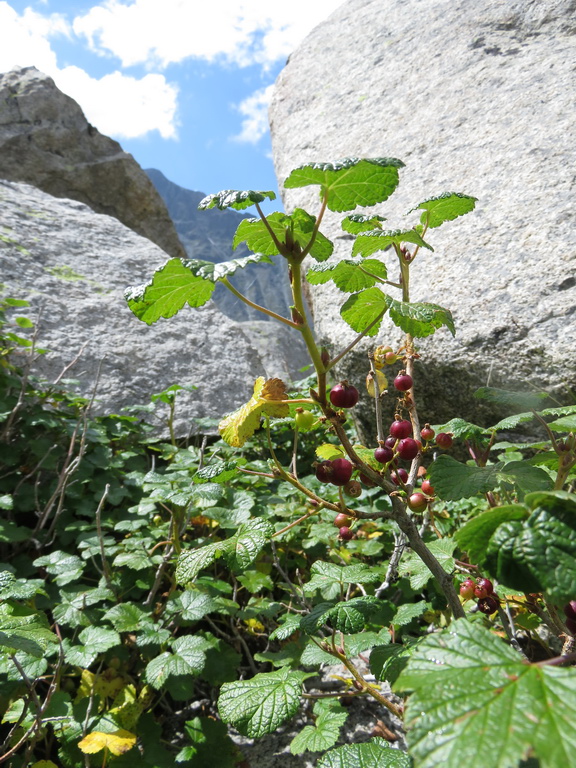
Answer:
top-left (146, 169), bottom-right (294, 324)
top-left (270, 0), bottom-right (576, 432)
top-left (0, 67), bottom-right (185, 260)
top-left (0, 180), bottom-right (310, 432)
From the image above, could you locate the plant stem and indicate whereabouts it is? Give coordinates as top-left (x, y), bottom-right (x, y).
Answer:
top-left (221, 277), bottom-right (300, 328)
top-left (327, 310), bottom-right (387, 370)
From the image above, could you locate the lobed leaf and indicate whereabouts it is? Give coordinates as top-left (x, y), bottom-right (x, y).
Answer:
top-left (352, 228), bottom-right (433, 258)
top-left (340, 287), bottom-right (388, 337)
top-left (307, 258), bottom-right (388, 292)
top-left (0, 606), bottom-right (58, 657)
top-left (341, 213), bottom-right (387, 234)
top-left (455, 505), bottom-right (528, 568)
top-left (290, 701), bottom-right (348, 755)
top-left (78, 730), bottom-right (137, 757)
top-left (284, 157), bottom-right (404, 212)
top-left (218, 668), bottom-right (305, 738)
top-left (233, 210), bottom-right (333, 261)
top-left (219, 377), bottom-right (290, 447)
top-left (396, 619), bottom-right (576, 768)
top-left (317, 738), bottom-right (411, 768)
top-left (198, 189), bottom-right (276, 211)
top-left (386, 295), bottom-right (455, 338)
top-left (428, 455), bottom-right (504, 500)
top-left (399, 539), bottom-right (457, 590)
top-left (408, 192), bottom-right (478, 229)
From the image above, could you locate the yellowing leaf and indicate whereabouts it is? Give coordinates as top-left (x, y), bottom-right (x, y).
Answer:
top-left (78, 729), bottom-right (137, 756)
top-left (31, 762), bottom-right (59, 768)
top-left (316, 444), bottom-right (345, 461)
top-left (219, 377), bottom-right (289, 447)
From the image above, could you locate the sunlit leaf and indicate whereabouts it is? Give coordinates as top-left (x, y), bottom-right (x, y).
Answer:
top-left (78, 729), bottom-right (137, 756)
top-left (408, 192), bottom-right (478, 229)
top-left (219, 377), bottom-right (290, 447)
top-left (198, 189), bottom-right (276, 211)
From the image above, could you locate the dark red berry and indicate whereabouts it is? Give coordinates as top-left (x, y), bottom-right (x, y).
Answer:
top-left (460, 579), bottom-right (476, 600)
top-left (421, 479), bottom-right (434, 495)
top-left (477, 596), bottom-right (499, 615)
top-left (477, 577), bottom-right (494, 596)
top-left (566, 617), bottom-right (576, 634)
top-left (344, 480), bottom-right (362, 498)
top-left (374, 446), bottom-right (394, 464)
top-left (394, 372), bottom-right (413, 392)
top-left (407, 492), bottom-right (427, 513)
top-left (420, 425), bottom-right (435, 442)
top-left (397, 438), bottom-right (419, 461)
top-left (563, 601), bottom-right (576, 620)
top-left (315, 461), bottom-right (333, 483)
top-left (339, 526), bottom-right (353, 541)
top-left (384, 436), bottom-right (397, 449)
top-left (334, 513), bottom-right (352, 528)
top-left (359, 473), bottom-right (376, 488)
top-left (390, 419), bottom-right (412, 439)
top-left (474, 584), bottom-right (489, 599)
top-left (391, 468), bottom-right (408, 485)
top-left (330, 458), bottom-right (354, 486)
top-left (435, 432), bottom-right (453, 449)
top-left (330, 382), bottom-right (359, 409)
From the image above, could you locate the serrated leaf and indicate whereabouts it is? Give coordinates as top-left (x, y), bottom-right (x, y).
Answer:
top-left (198, 189), bottom-right (276, 210)
top-left (124, 258), bottom-right (215, 324)
top-left (185, 252), bottom-right (274, 282)
top-left (352, 228), bottom-right (433, 257)
top-left (393, 601), bottom-right (428, 627)
top-left (284, 157), bottom-right (404, 213)
top-left (290, 704), bottom-right (348, 755)
top-left (341, 214), bottom-right (387, 233)
top-left (409, 192), bottom-right (478, 229)
top-left (219, 377), bottom-right (289, 447)
top-left (78, 729), bottom-right (137, 756)
top-left (317, 738), bottom-right (411, 768)
top-left (497, 460), bottom-right (553, 495)
top-left (316, 443), bottom-right (345, 460)
top-left (386, 296), bottom-right (455, 338)
top-left (370, 643), bottom-right (415, 685)
top-left (301, 597), bottom-right (380, 634)
top-left (175, 541), bottom-right (226, 584)
top-left (233, 210), bottom-right (333, 261)
top-left (428, 455), bottom-right (504, 500)
top-left (340, 287), bottom-right (388, 336)
top-left (303, 561), bottom-right (380, 598)
top-left (175, 589), bottom-right (219, 621)
top-left (194, 460), bottom-right (239, 484)
top-left (432, 418), bottom-right (488, 440)
top-left (307, 258), bottom-right (388, 292)
top-left (33, 551), bottom-right (85, 586)
top-left (474, 387), bottom-right (548, 411)
top-left (78, 626), bottom-right (121, 653)
top-left (0, 606), bottom-right (57, 657)
top-left (455, 505), bottom-right (529, 568)
top-left (490, 411), bottom-right (535, 430)
top-left (218, 668), bottom-right (304, 738)
top-left (145, 636), bottom-right (207, 689)
top-left (102, 603), bottom-right (151, 632)
top-left (225, 518), bottom-right (273, 572)
top-left (269, 614), bottom-right (302, 641)
top-left (396, 618), bottom-right (576, 768)
top-left (548, 413), bottom-right (576, 431)
top-left (399, 539), bottom-right (457, 590)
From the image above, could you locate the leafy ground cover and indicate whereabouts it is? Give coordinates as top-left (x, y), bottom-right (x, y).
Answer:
top-left (1, 157), bottom-right (576, 768)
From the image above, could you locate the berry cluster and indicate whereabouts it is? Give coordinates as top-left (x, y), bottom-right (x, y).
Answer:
top-left (460, 576), bottom-right (499, 614)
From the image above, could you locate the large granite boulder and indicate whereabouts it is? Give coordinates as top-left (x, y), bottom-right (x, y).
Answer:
top-left (0, 180), bottom-right (310, 433)
top-left (0, 66), bottom-right (185, 260)
top-left (270, 0), bottom-right (576, 433)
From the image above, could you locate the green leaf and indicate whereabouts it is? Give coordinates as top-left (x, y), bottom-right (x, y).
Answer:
top-left (219, 377), bottom-right (290, 447)
top-left (218, 668), bottom-right (305, 738)
top-left (428, 455), bottom-right (504, 500)
top-left (340, 287), bottom-right (388, 337)
top-left (396, 618), bottom-right (576, 768)
top-left (497, 460), bottom-right (553, 496)
top-left (474, 387), bottom-right (549, 411)
top-left (194, 460), bottom-right (239, 484)
top-left (0, 605), bottom-right (57, 657)
top-left (548, 414), bottom-right (576, 432)
top-left (178, 717), bottom-right (240, 768)
top-left (303, 561), bottom-right (381, 598)
top-left (174, 589), bottom-right (219, 621)
top-left (408, 192), bottom-right (478, 229)
top-left (290, 700), bottom-right (348, 755)
top-left (301, 597), bottom-right (380, 634)
top-left (455, 505), bottom-right (529, 568)
top-left (182, 253), bottom-right (274, 281)
top-left (198, 189), bottom-right (276, 210)
top-left (125, 258), bottom-right (215, 324)
top-left (307, 258), bottom-right (388, 292)
top-left (393, 601), bottom-right (428, 627)
top-left (269, 614), bottom-right (302, 641)
top-left (317, 738), bottom-right (411, 768)
top-left (233, 210), bottom-right (333, 261)
top-left (386, 295), bottom-right (455, 338)
top-left (175, 540), bottom-right (227, 584)
top-left (399, 539), bottom-right (456, 590)
top-left (432, 417), bottom-right (488, 440)
top-left (145, 636), bottom-right (207, 689)
top-left (370, 643), bottom-right (415, 685)
top-left (225, 518), bottom-right (274, 572)
top-left (341, 214), bottom-right (387, 233)
top-left (352, 228), bottom-right (433, 257)
top-left (78, 626), bottom-right (121, 653)
top-left (284, 157), bottom-right (404, 213)
top-left (32, 551), bottom-right (85, 586)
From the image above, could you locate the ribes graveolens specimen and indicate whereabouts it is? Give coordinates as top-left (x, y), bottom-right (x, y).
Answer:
top-left (126, 157), bottom-right (576, 768)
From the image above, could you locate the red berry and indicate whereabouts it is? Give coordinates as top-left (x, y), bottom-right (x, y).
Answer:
top-left (334, 513), bottom-right (352, 528)
top-left (436, 432), bottom-right (453, 449)
top-left (391, 468), bottom-right (408, 485)
top-left (374, 446), bottom-right (394, 465)
top-left (564, 601), bottom-right (576, 620)
top-left (460, 579), bottom-right (476, 600)
top-left (390, 419), bottom-right (412, 439)
top-left (407, 492), bottom-right (427, 512)
top-left (477, 577), bottom-right (494, 596)
top-left (315, 461), bottom-right (333, 483)
top-left (420, 425), bottom-right (435, 442)
top-left (330, 382), bottom-right (359, 409)
top-left (397, 438), bottom-right (419, 461)
top-left (330, 458), bottom-right (354, 486)
top-left (384, 436), bottom-right (397, 449)
top-left (359, 473), bottom-right (376, 488)
top-left (344, 480), bottom-right (362, 498)
top-left (477, 596), bottom-right (499, 615)
top-left (394, 372), bottom-right (413, 392)
top-left (339, 526), bottom-right (353, 541)
top-left (566, 617), bottom-right (576, 634)
top-left (474, 584), bottom-right (489, 599)
top-left (421, 479), bottom-right (434, 495)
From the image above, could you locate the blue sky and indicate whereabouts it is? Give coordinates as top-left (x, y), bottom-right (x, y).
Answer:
top-left (0, 1), bottom-right (344, 210)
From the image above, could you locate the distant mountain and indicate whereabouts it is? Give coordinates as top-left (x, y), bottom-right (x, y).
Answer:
top-left (146, 169), bottom-right (293, 323)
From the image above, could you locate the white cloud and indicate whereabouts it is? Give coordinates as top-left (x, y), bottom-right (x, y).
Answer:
top-left (0, 2), bottom-right (179, 140)
top-left (72, 0), bottom-right (345, 69)
top-left (232, 84), bottom-right (274, 144)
